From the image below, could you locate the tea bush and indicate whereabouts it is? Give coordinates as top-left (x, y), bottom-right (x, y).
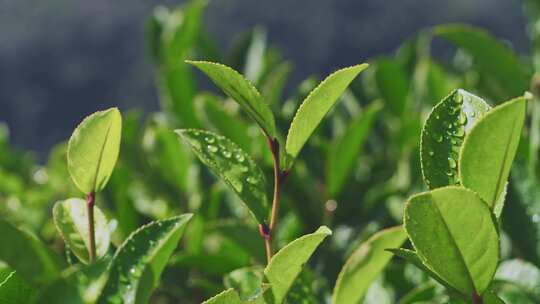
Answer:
top-left (2, 0), bottom-right (540, 303)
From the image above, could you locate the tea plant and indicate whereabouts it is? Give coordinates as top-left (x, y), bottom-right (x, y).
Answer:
top-left (2, 0), bottom-right (540, 303)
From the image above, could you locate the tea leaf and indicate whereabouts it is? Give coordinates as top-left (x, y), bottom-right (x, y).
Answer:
top-left (0, 218), bottom-right (63, 285)
top-left (67, 108), bottom-right (122, 194)
top-left (0, 266), bottom-right (35, 304)
top-left (459, 97), bottom-right (527, 209)
top-left (53, 198), bottom-right (110, 264)
top-left (264, 226), bottom-right (332, 304)
top-left (327, 100), bottom-right (382, 197)
top-left (404, 186), bottom-right (499, 295)
top-left (332, 226), bottom-right (407, 304)
top-left (421, 89), bottom-right (490, 188)
top-left (177, 129), bottom-right (269, 224)
top-left (202, 288), bottom-right (242, 304)
top-left (186, 61), bottom-right (276, 137)
top-left (285, 64), bottom-right (368, 163)
top-left (98, 214), bottom-right (192, 304)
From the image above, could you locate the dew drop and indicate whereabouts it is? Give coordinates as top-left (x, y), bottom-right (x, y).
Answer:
top-left (446, 170), bottom-right (454, 177)
top-left (454, 128), bottom-right (465, 137)
top-left (434, 134), bottom-right (443, 143)
top-left (459, 113), bottom-right (467, 125)
top-left (448, 157), bottom-right (457, 169)
top-left (533, 214), bottom-right (540, 223)
top-left (222, 150), bottom-right (232, 158)
top-left (435, 114), bottom-right (440, 120)
top-left (207, 145), bottom-right (218, 153)
top-left (204, 136), bottom-right (215, 143)
top-left (235, 154), bottom-right (245, 162)
top-left (246, 176), bottom-right (258, 184)
top-left (428, 150), bottom-right (434, 156)
top-left (471, 111), bottom-right (476, 118)
top-left (455, 94), bottom-right (463, 104)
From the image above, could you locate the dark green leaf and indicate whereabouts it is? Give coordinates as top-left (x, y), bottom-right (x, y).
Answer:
top-left (420, 89), bottom-right (490, 189)
top-left (98, 214), bottom-right (192, 304)
top-left (327, 100), bottom-right (383, 197)
top-left (176, 129), bottom-right (269, 224)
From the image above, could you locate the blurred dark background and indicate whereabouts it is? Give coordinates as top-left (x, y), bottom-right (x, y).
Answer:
top-left (0, 0), bottom-right (529, 160)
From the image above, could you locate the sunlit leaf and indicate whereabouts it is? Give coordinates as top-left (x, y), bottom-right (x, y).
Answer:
top-left (186, 61), bottom-right (276, 137)
top-left (404, 186), bottom-right (499, 295)
top-left (285, 64), bottom-right (368, 164)
top-left (264, 226), bottom-right (332, 304)
top-left (67, 108), bottom-right (122, 194)
top-left (459, 97), bottom-right (527, 209)
top-left (53, 198), bottom-right (110, 264)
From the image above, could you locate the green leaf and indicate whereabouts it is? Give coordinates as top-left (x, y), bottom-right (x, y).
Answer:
top-left (327, 101), bottom-right (383, 197)
top-left (387, 248), bottom-right (454, 292)
top-left (203, 289), bottom-right (242, 304)
top-left (262, 62), bottom-right (292, 106)
top-left (373, 58), bottom-right (409, 115)
top-left (223, 267), bottom-right (264, 300)
top-left (209, 221), bottom-right (266, 263)
top-left (459, 97), bottom-right (527, 208)
top-left (435, 24), bottom-right (530, 99)
top-left (186, 61), bottom-right (276, 137)
top-left (0, 218), bottom-right (63, 285)
top-left (53, 198), bottom-right (110, 264)
top-left (285, 64), bottom-right (368, 163)
top-left (98, 214), bottom-right (192, 304)
top-left (264, 226), bottom-right (332, 304)
top-left (495, 259), bottom-right (540, 296)
top-left (176, 129), bottom-right (269, 224)
top-left (67, 108), bottom-right (122, 194)
top-left (483, 291), bottom-right (506, 304)
top-left (420, 89), bottom-right (491, 189)
top-left (0, 265), bottom-right (35, 304)
top-left (404, 186), bottom-right (499, 296)
top-left (332, 226), bottom-right (407, 304)
top-left (195, 93), bottom-right (252, 152)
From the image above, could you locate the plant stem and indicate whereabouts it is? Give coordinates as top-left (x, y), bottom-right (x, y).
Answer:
top-left (86, 191), bottom-right (97, 262)
top-left (472, 292), bottom-right (483, 304)
top-left (260, 138), bottom-right (288, 265)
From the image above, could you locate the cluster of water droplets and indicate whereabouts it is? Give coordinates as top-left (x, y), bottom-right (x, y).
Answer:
top-left (103, 220), bottom-right (179, 304)
top-left (425, 93), bottom-right (477, 185)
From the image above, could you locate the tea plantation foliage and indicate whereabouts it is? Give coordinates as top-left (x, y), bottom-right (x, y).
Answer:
top-left (2, 1), bottom-right (540, 303)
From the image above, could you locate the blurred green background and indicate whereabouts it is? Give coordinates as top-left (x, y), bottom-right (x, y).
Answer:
top-left (0, 0), bottom-right (529, 159)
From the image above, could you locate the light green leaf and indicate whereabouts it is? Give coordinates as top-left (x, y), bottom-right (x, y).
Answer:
top-left (53, 198), bottom-right (110, 264)
top-left (327, 101), bottom-right (383, 197)
top-left (264, 226), bottom-right (332, 304)
top-left (176, 129), bottom-right (269, 224)
top-left (404, 186), bottom-right (499, 295)
top-left (202, 287), bottom-right (267, 304)
top-left (0, 218), bottom-right (63, 285)
top-left (459, 97), bottom-right (527, 208)
top-left (203, 289), bottom-right (242, 304)
top-left (421, 89), bottom-right (491, 189)
top-left (186, 60), bottom-right (276, 137)
top-left (98, 214), bottom-right (192, 304)
top-left (67, 108), bottom-right (122, 194)
top-left (0, 265), bottom-right (35, 304)
top-left (435, 24), bottom-right (530, 99)
top-left (285, 64), bottom-right (368, 163)
top-left (332, 226), bottom-right (407, 304)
